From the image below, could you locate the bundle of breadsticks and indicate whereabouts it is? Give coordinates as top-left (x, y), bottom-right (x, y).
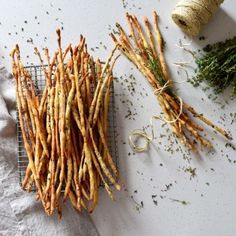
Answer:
top-left (11, 29), bottom-right (120, 217)
top-left (111, 12), bottom-right (231, 151)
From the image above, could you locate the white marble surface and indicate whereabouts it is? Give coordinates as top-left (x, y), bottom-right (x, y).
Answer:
top-left (0, 0), bottom-right (236, 235)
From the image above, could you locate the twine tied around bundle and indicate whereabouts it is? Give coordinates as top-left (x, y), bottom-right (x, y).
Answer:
top-left (172, 0), bottom-right (224, 36)
top-left (128, 80), bottom-right (184, 153)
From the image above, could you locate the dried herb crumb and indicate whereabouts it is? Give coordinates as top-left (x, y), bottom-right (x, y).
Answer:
top-left (199, 36), bottom-right (206, 40)
top-left (26, 38), bottom-right (33, 44)
top-left (162, 183), bottom-right (173, 192)
top-left (170, 198), bottom-right (189, 205)
top-left (184, 166), bottom-right (197, 179)
top-left (225, 142), bottom-right (236, 150)
top-left (153, 200), bottom-right (158, 206)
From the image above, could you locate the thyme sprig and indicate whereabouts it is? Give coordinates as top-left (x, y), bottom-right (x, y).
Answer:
top-left (145, 47), bottom-right (174, 96)
top-left (192, 36), bottom-right (236, 94)
top-left (147, 53), bottom-right (166, 86)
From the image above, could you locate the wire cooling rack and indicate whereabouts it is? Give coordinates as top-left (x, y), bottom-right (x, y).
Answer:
top-left (17, 65), bottom-right (119, 189)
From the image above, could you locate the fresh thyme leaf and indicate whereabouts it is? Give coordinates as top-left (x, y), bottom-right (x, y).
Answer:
top-left (147, 55), bottom-right (165, 86)
top-left (146, 50), bottom-right (174, 96)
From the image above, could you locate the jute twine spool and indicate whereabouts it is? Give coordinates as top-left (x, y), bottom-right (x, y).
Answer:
top-left (172, 0), bottom-right (224, 36)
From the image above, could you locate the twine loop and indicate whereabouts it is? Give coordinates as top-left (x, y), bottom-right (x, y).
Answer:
top-left (128, 81), bottom-right (184, 153)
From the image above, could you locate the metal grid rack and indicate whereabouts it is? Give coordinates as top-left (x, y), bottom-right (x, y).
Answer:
top-left (17, 65), bottom-right (119, 189)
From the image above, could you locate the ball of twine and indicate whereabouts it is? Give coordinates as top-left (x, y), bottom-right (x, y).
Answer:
top-left (172, 0), bottom-right (224, 36)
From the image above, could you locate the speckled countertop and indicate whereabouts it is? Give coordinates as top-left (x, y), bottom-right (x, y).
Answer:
top-left (0, 1), bottom-right (236, 235)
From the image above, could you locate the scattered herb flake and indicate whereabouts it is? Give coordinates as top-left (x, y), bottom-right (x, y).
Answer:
top-left (225, 142), bottom-right (236, 150)
top-left (170, 198), bottom-right (190, 205)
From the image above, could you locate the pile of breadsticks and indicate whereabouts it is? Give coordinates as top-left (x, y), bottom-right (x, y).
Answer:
top-left (11, 29), bottom-right (120, 217)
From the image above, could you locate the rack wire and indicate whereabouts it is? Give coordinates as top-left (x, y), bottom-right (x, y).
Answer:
top-left (17, 65), bottom-right (119, 190)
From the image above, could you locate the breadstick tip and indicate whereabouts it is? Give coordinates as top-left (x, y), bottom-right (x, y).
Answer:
top-left (154, 11), bottom-right (159, 21)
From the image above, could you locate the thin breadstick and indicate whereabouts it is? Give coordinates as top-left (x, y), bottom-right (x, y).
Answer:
top-left (12, 48), bottom-right (45, 206)
top-left (64, 74), bottom-right (76, 199)
top-left (153, 11), bottom-right (170, 81)
top-left (92, 55), bottom-right (120, 127)
top-left (73, 47), bottom-right (95, 200)
top-left (56, 29), bottom-right (67, 200)
top-left (97, 118), bottom-right (118, 177)
top-left (89, 126), bottom-right (120, 190)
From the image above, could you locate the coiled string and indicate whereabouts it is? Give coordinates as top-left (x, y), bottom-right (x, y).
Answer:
top-left (172, 0), bottom-right (224, 36)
